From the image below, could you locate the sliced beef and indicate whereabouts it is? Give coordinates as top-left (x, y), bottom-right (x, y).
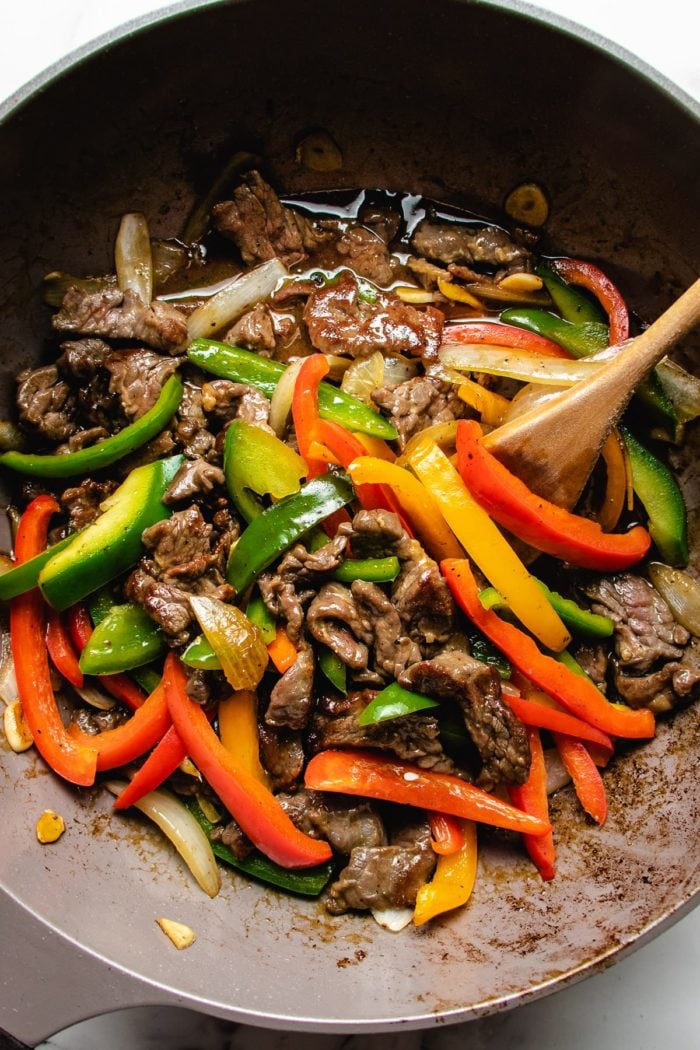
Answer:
top-left (16, 364), bottom-right (77, 442)
top-left (400, 651), bottom-right (530, 788)
top-left (54, 426), bottom-right (109, 454)
top-left (257, 722), bottom-right (305, 791)
top-left (59, 337), bottom-right (111, 378)
top-left (212, 818), bottom-right (254, 861)
top-left (358, 207), bottom-right (401, 245)
top-left (412, 219), bottom-right (529, 267)
top-left (185, 668), bottom-right (212, 705)
top-left (372, 375), bottom-right (468, 450)
top-left (71, 706), bottom-right (130, 735)
top-left (224, 302), bottom-right (295, 355)
top-left (200, 379), bottom-right (272, 432)
top-left (335, 225), bottom-right (395, 286)
top-left (278, 788), bottom-right (387, 854)
top-left (163, 457), bottom-right (225, 504)
top-left (58, 339), bottom-right (122, 430)
top-left (303, 271), bottom-right (444, 361)
top-left (306, 582), bottom-right (373, 671)
top-left (173, 383), bottom-right (216, 459)
top-left (124, 571), bottom-right (196, 644)
top-left (60, 477), bottom-right (117, 531)
top-left (104, 349), bottom-right (179, 419)
top-left (309, 691), bottom-right (455, 772)
top-left (265, 647), bottom-right (315, 730)
top-left (326, 818), bottom-right (436, 914)
top-left (343, 507), bottom-right (405, 558)
top-left (407, 256), bottom-right (448, 289)
top-left (351, 579), bottom-right (421, 678)
top-left (258, 533), bottom-right (349, 644)
top-left (212, 170), bottom-right (331, 267)
top-left (612, 638), bottom-right (700, 713)
top-left (53, 286), bottom-right (187, 353)
top-left (572, 642), bottom-right (609, 695)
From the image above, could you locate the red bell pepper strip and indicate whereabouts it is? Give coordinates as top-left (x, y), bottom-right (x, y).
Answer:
top-left (441, 558), bottom-right (655, 740)
top-left (46, 610), bottom-right (84, 688)
top-left (553, 733), bottom-right (607, 825)
top-left (504, 694), bottom-right (614, 754)
top-left (68, 679), bottom-right (171, 771)
top-left (315, 418), bottom-right (407, 519)
top-left (508, 726), bottom-right (556, 881)
top-left (456, 420), bottom-right (651, 571)
top-left (304, 748), bottom-right (552, 836)
top-left (441, 320), bottom-right (570, 359)
top-left (428, 811), bottom-right (465, 855)
top-left (551, 258), bottom-right (629, 345)
top-left (10, 496), bottom-right (97, 786)
top-left (292, 354), bottom-right (331, 477)
top-left (112, 724), bottom-right (187, 810)
top-left (65, 602), bottom-right (146, 711)
top-left (163, 652), bottom-right (332, 868)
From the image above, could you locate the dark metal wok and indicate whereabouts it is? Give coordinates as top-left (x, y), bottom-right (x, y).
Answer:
top-left (0, 1), bottom-right (698, 1045)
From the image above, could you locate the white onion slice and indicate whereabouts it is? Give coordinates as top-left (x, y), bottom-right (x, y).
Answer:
top-left (105, 780), bottom-right (221, 899)
top-left (371, 907), bottom-right (414, 932)
top-left (269, 358), bottom-right (303, 438)
top-left (186, 257), bottom-right (287, 341)
top-left (648, 563), bottom-right (700, 637)
top-left (440, 345), bottom-right (602, 386)
top-left (74, 684), bottom-right (116, 711)
top-left (382, 355), bottom-right (419, 388)
top-left (544, 748), bottom-right (572, 796)
top-left (0, 648), bottom-right (19, 706)
top-left (341, 352), bottom-right (385, 403)
top-left (656, 358), bottom-right (700, 424)
top-left (115, 212), bottom-right (153, 304)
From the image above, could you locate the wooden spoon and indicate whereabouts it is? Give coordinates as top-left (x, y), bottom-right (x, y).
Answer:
top-left (482, 278), bottom-right (700, 509)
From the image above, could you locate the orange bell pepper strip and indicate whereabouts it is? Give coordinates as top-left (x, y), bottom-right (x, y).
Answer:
top-left (292, 354), bottom-right (330, 476)
top-left (553, 734), bottom-right (607, 825)
top-left (441, 320), bottom-right (571, 358)
top-left (456, 420), bottom-right (651, 571)
top-left (353, 433), bottom-right (396, 461)
top-left (164, 652), bottom-right (331, 868)
top-left (504, 694), bottom-right (614, 754)
top-left (304, 748), bottom-right (552, 837)
top-left (66, 602), bottom-right (146, 711)
top-left (218, 690), bottom-right (271, 788)
top-left (68, 678), bottom-right (172, 771)
top-left (508, 726), bottom-right (556, 881)
top-left (267, 626), bottom-right (298, 673)
top-left (428, 811), bottom-right (465, 855)
top-left (552, 258), bottom-right (629, 345)
top-left (315, 417), bottom-right (407, 521)
top-left (441, 558), bottom-right (655, 740)
top-left (46, 609), bottom-right (84, 688)
top-left (10, 496), bottom-right (97, 787)
top-left (414, 818), bottom-right (478, 926)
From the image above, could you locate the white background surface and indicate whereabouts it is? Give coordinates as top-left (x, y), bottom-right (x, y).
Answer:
top-left (0, 1), bottom-right (698, 1048)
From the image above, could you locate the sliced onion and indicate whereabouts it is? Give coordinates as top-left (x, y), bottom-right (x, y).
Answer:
top-left (656, 358), bottom-right (700, 425)
top-left (503, 381), bottom-right (567, 423)
top-left (74, 683), bottom-right (116, 711)
top-left (0, 646), bottom-right (19, 706)
top-left (382, 355), bottom-right (419, 388)
top-left (323, 354), bottom-right (353, 381)
top-left (440, 345), bottom-right (602, 386)
top-left (340, 351), bottom-right (385, 403)
top-left (648, 563), bottom-right (700, 637)
top-left (186, 257), bottom-right (287, 341)
top-left (371, 907), bottom-right (414, 931)
top-left (190, 595), bottom-right (269, 690)
top-left (269, 358), bottom-right (303, 438)
top-left (104, 780), bottom-right (221, 898)
top-left (115, 212), bottom-right (153, 304)
top-left (544, 748), bottom-right (572, 796)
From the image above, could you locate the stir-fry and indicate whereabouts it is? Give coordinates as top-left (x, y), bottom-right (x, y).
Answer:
top-left (1, 167), bottom-right (698, 932)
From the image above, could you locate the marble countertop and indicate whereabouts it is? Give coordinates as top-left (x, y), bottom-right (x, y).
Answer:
top-left (0, 2), bottom-right (698, 1048)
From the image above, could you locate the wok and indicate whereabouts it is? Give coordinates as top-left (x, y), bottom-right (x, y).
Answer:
top-left (0, 0), bottom-right (698, 1044)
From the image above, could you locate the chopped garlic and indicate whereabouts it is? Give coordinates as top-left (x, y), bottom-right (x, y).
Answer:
top-left (36, 810), bottom-right (65, 844)
top-left (499, 272), bottom-right (544, 293)
top-left (156, 917), bottom-right (197, 950)
top-left (3, 700), bottom-right (33, 752)
top-left (394, 285), bottom-right (435, 304)
top-left (178, 757), bottom-right (201, 780)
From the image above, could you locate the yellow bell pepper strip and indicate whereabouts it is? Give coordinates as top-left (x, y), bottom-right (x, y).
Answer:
top-left (223, 419), bottom-right (306, 523)
top-left (353, 433), bottom-right (396, 461)
top-left (427, 811), bottom-right (465, 855)
top-left (599, 430), bottom-right (627, 532)
top-left (164, 653), bottom-right (332, 868)
top-left (218, 690), bottom-right (271, 788)
top-left (551, 257), bottom-right (629, 345)
top-left (413, 818), bottom-right (477, 926)
top-left (553, 734), bottom-right (607, 825)
top-left (347, 457), bottom-right (463, 563)
top-left (441, 558), bottom-right (655, 739)
top-left (405, 438), bottom-right (570, 652)
top-left (10, 496), bottom-right (97, 786)
top-left (267, 626), bottom-right (298, 673)
top-left (456, 378), bottom-right (510, 426)
top-left (456, 420), bottom-right (651, 571)
top-left (0, 374), bottom-right (183, 478)
top-left (620, 426), bottom-right (688, 567)
top-left (304, 749), bottom-right (552, 837)
top-left (507, 726), bottom-right (556, 881)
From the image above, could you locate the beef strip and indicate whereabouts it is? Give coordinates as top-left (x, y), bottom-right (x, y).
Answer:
top-left (572, 641), bottom-right (609, 695)
top-left (326, 817), bottom-right (436, 914)
top-left (211, 819), bottom-right (254, 861)
top-left (59, 337), bottom-right (111, 378)
top-left (334, 225), bottom-right (395, 286)
top-left (58, 339), bottom-right (122, 430)
top-left (55, 426), bottom-right (109, 454)
top-left (104, 348), bottom-right (179, 419)
top-left (200, 379), bottom-right (272, 432)
top-left (53, 286), bottom-right (187, 353)
top-left (15, 364), bottom-right (77, 442)
top-left (407, 256), bottom-right (449, 289)
top-left (351, 579), bottom-right (422, 678)
top-left (306, 582), bottom-right (373, 671)
top-left (173, 383), bottom-right (216, 459)
top-left (224, 302), bottom-right (295, 355)
top-left (258, 533), bottom-right (349, 644)
top-left (612, 639), bottom-right (700, 713)
top-left (71, 706), bottom-right (130, 735)
top-left (265, 646), bottom-right (315, 730)
top-left (400, 651), bottom-right (530, 788)
top-left (372, 375), bottom-right (468, 450)
top-left (163, 457), bottom-right (226, 504)
top-left (278, 788), bottom-right (387, 854)
top-left (257, 722), bottom-right (305, 791)
top-left (309, 691), bottom-right (455, 772)
top-left (303, 270), bottom-right (444, 361)
top-left (212, 170), bottom-right (332, 267)
top-left (358, 207), bottom-right (401, 245)
top-left (412, 219), bottom-right (529, 267)
top-left (60, 477), bottom-right (117, 531)
top-left (343, 507), bottom-right (406, 558)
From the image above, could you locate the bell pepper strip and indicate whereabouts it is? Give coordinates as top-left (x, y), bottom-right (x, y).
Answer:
top-left (318, 647), bottom-right (347, 694)
top-left (0, 375), bottom-right (183, 478)
top-left (441, 558), bottom-right (655, 739)
top-left (112, 724), bottom-right (187, 810)
top-left (347, 457), bottom-right (463, 563)
top-left (292, 354), bottom-right (332, 475)
top-left (620, 426), bottom-right (688, 567)
top-left (353, 433), bottom-right (396, 461)
top-left (358, 682), bottom-right (439, 725)
top-left (304, 748), bottom-right (552, 837)
top-left (499, 307), bottom-right (610, 358)
top-left (186, 796), bottom-right (334, 897)
top-left (441, 320), bottom-right (569, 359)
top-left (333, 556), bottom-right (401, 584)
top-left (180, 634), bottom-right (221, 670)
top-left (504, 694), bottom-right (613, 753)
top-left (552, 733), bottom-right (607, 825)
top-left (535, 263), bottom-right (606, 324)
top-left (46, 610), bottom-right (84, 688)
top-left (599, 430), bottom-right (627, 533)
top-left (39, 454), bottom-right (184, 611)
top-left (405, 437), bottom-right (570, 651)
top-left (507, 726), bottom-right (555, 881)
top-left (10, 496), bottom-right (97, 786)
top-left (218, 691), bottom-right (271, 787)
top-left (468, 629), bottom-right (512, 679)
top-left (164, 653), bottom-right (331, 868)
top-left (456, 420), bottom-right (651, 571)
top-left (0, 531), bottom-right (76, 601)
top-left (79, 603), bottom-right (166, 675)
top-left (187, 338), bottom-right (397, 439)
top-left (551, 258), bottom-right (629, 345)
top-left (428, 811), bottom-right (465, 856)
top-left (267, 627), bottom-right (298, 674)
top-left (414, 819), bottom-right (477, 925)
top-left (66, 601), bottom-right (147, 711)
top-left (456, 379), bottom-right (510, 426)
top-left (315, 418), bottom-right (408, 522)
top-left (227, 471), bottom-right (354, 593)
top-left (479, 581), bottom-right (614, 638)
top-left (223, 419), bottom-right (306, 523)
top-left (245, 592), bottom-right (277, 645)
top-left (68, 679), bottom-right (171, 771)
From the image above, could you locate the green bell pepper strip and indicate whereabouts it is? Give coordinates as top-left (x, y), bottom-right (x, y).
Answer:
top-left (79, 603), bottom-right (166, 675)
top-left (86, 588), bottom-right (117, 626)
top-left (185, 797), bottom-right (334, 897)
top-left (358, 681), bottom-right (439, 725)
top-left (187, 339), bottom-right (398, 440)
top-left (0, 531), bottom-right (75, 601)
top-left (131, 666), bottom-right (162, 694)
top-left (333, 556), bottom-right (400, 584)
top-left (318, 647), bottom-right (347, 695)
top-left (555, 649), bottom-right (595, 683)
top-left (620, 427), bottom-right (688, 567)
top-left (181, 633), bottom-right (221, 671)
top-left (224, 419), bottom-right (306, 523)
top-left (0, 375), bottom-right (183, 478)
top-left (39, 454), bottom-right (184, 611)
top-left (479, 583), bottom-right (614, 639)
top-left (467, 630), bottom-right (512, 679)
top-left (246, 592), bottom-right (277, 644)
top-left (500, 307), bottom-right (609, 358)
top-left (535, 264), bottom-right (605, 324)
top-left (227, 471), bottom-right (355, 593)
